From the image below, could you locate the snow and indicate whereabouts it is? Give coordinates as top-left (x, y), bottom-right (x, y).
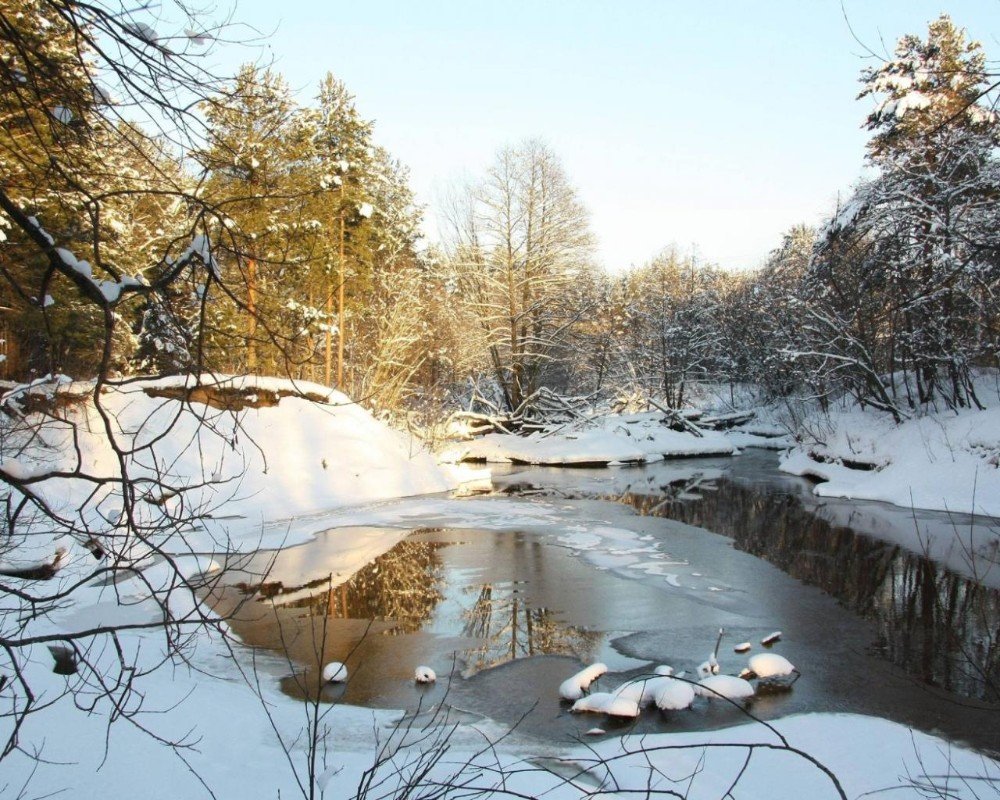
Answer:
top-left (746, 652), bottom-right (796, 679)
top-left (2, 375), bottom-right (457, 554)
top-left (559, 662), bottom-right (608, 700)
top-left (779, 398), bottom-right (1000, 518)
top-left (3, 377), bottom-right (998, 799)
top-left (414, 665), bottom-right (436, 683)
top-left (181, 233), bottom-right (220, 280)
top-left (696, 674), bottom-right (756, 700)
top-left (0, 457), bottom-right (41, 481)
top-left (322, 661), bottom-right (348, 682)
top-left (1, 479), bottom-right (996, 797)
top-left (654, 678), bottom-right (696, 711)
top-left (447, 412), bottom-right (734, 466)
top-left (571, 691), bottom-right (641, 717)
top-left (612, 675), bottom-right (697, 711)
top-left (56, 246), bottom-right (92, 277)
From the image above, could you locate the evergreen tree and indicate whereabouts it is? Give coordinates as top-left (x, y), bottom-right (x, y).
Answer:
top-left (812, 15), bottom-right (1000, 410)
top-left (195, 65), bottom-right (322, 375)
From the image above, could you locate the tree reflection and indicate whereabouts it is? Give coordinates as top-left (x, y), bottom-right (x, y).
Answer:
top-left (274, 540), bottom-right (447, 634)
top-left (617, 478), bottom-right (1000, 701)
top-left (230, 531), bottom-right (602, 678)
top-left (459, 582), bottom-right (602, 676)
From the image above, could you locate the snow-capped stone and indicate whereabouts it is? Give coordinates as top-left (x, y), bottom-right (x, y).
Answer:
top-left (571, 692), bottom-right (641, 718)
top-left (414, 665), bottom-right (436, 684)
top-left (613, 675), bottom-right (677, 707)
top-left (322, 662), bottom-right (348, 683)
top-left (696, 674), bottom-right (754, 700)
top-left (745, 653), bottom-right (796, 679)
top-left (654, 679), bottom-right (696, 711)
top-left (558, 662), bottom-right (607, 701)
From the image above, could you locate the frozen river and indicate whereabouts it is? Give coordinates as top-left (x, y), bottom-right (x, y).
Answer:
top-left (208, 451), bottom-right (1000, 754)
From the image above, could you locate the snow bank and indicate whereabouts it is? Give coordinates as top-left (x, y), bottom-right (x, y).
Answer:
top-left (0, 375), bottom-right (457, 554)
top-left (445, 412), bottom-right (734, 466)
top-left (780, 403), bottom-right (1000, 518)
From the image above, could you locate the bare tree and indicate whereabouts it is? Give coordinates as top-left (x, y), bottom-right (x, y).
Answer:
top-left (442, 140), bottom-right (596, 413)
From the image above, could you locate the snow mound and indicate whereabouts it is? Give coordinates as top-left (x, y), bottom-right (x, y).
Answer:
top-left (746, 653), bottom-right (796, 679)
top-left (415, 665), bottom-right (436, 684)
top-left (0, 375), bottom-right (457, 552)
top-left (696, 674), bottom-right (755, 700)
top-left (571, 692), bottom-right (641, 717)
top-left (654, 679), bottom-right (696, 711)
top-left (559, 662), bottom-right (608, 700)
top-left (322, 661), bottom-right (348, 683)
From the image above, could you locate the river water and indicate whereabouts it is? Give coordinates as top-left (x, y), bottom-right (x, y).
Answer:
top-left (210, 450), bottom-right (1000, 754)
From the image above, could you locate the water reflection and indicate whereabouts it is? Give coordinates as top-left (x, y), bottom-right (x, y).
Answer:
top-left (460, 582), bottom-right (601, 676)
top-left (614, 477), bottom-right (1000, 701)
top-left (267, 539), bottom-right (447, 635)
top-left (214, 528), bottom-right (604, 705)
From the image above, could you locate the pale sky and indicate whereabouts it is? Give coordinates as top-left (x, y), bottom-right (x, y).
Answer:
top-left (210, 1), bottom-right (999, 271)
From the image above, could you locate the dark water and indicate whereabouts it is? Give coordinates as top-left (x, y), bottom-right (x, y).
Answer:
top-left (494, 451), bottom-right (1000, 703)
top-left (209, 452), bottom-right (1000, 753)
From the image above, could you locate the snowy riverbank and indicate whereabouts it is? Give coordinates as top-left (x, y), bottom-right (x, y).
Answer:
top-left (3, 378), bottom-right (998, 799)
top-left (443, 411), bottom-right (734, 466)
top-left (778, 390), bottom-right (1000, 519)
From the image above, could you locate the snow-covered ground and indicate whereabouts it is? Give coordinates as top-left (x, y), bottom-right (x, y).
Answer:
top-left (0, 375), bottom-right (456, 557)
top-left (443, 411), bottom-right (734, 466)
top-left (779, 388), bottom-right (1000, 519)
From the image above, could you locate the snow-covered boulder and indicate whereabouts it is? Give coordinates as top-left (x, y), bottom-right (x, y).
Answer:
top-left (696, 675), bottom-right (755, 700)
top-left (571, 692), bottom-right (641, 717)
top-left (654, 679), bottom-right (696, 711)
top-left (744, 653), bottom-right (796, 680)
top-left (559, 662), bottom-right (608, 701)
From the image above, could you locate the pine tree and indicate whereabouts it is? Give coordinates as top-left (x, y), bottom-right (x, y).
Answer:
top-left (195, 65), bottom-right (322, 375)
top-left (813, 15), bottom-right (1000, 410)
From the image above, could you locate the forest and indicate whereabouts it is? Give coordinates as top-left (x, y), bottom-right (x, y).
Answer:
top-left (2, 9), bottom-right (996, 423)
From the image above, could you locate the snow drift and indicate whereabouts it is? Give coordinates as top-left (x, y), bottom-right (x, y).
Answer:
top-left (0, 374), bottom-right (456, 553)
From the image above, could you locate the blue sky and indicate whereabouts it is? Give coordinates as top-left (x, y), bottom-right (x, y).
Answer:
top-left (211, 1), bottom-right (999, 271)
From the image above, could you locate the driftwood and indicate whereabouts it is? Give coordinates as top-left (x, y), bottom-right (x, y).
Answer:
top-left (645, 397), bottom-right (704, 438)
top-left (0, 547), bottom-right (66, 581)
top-left (448, 386), bottom-right (594, 437)
top-left (699, 410), bottom-right (757, 430)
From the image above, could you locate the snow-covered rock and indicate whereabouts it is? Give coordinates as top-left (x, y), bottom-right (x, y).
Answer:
top-left (322, 662), bottom-right (348, 683)
top-left (571, 692), bottom-right (641, 717)
top-left (559, 662), bottom-right (608, 700)
top-left (415, 666), bottom-right (436, 684)
top-left (696, 675), bottom-right (755, 700)
top-left (744, 653), bottom-right (796, 680)
top-left (654, 679), bottom-right (696, 711)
